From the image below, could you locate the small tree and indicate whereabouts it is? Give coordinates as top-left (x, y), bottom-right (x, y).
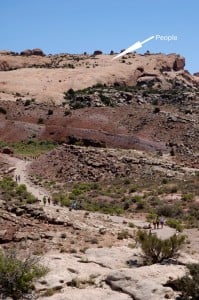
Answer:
top-left (0, 250), bottom-right (48, 300)
top-left (137, 230), bottom-right (185, 264)
top-left (167, 263), bottom-right (199, 300)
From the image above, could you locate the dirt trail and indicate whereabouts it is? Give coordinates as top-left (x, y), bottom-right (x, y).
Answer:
top-left (1, 154), bottom-right (49, 201)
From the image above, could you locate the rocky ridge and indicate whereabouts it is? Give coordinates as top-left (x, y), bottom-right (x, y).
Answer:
top-left (0, 50), bottom-right (198, 103)
top-left (29, 144), bottom-right (197, 183)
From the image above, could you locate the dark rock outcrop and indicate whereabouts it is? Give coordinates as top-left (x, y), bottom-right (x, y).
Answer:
top-left (93, 50), bottom-right (103, 55)
top-left (173, 56), bottom-right (185, 71)
top-left (0, 60), bottom-right (10, 71)
top-left (20, 48), bottom-right (45, 56)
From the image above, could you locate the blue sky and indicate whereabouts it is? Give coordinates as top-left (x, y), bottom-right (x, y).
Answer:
top-left (0, 0), bottom-right (198, 73)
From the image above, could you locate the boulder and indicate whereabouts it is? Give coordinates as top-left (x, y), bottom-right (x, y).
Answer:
top-left (93, 50), bottom-right (103, 55)
top-left (20, 48), bottom-right (45, 56)
top-left (20, 49), bottom-right (33, 56)
top-left (32, 48), bottom-right (45, 56)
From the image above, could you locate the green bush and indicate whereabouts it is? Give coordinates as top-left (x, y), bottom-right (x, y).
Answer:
top-left (0, 177), bottom-right (37, 204)
top-left (188, 203), bottom-right (199, 220)
top-left (181, 193), bottom-right (194, 202)
top-left (137, 230), bottom-right (185, 264)
top-left (167, 263), bottom-right (199, 300)
top-left (166, 218), bottom-right (183, 232)
top-left (0, 250), bottom-right (48, 300)
top-left (157, 204), bottom-right (183, 218)
top-left (117, 230), bottom-right (129, 240)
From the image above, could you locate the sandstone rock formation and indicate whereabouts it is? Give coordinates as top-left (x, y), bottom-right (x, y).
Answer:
top-left (20, 48), bottom-right (45, 56)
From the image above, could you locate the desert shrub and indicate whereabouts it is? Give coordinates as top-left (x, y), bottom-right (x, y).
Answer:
top-left (188, 203), bottom-right (199, 219)
top-left (166, 263), bottom-right (199, 300)
top-left (47, 109), bottom-right (53, 115)
top-left (0, 177), bottom-right (37, 204)
top-left (136, 199), bottom-right (146, 210)
top-left (117, 230), bottom-right (129, 240)
top-left (64, 88), bottom-right (75, 99)
top-left (131, 195), bottom-right (142, 203)
top-left (166, 218), bottom-right (183, 232)
top-left (153, 107), bottom-right (160, 113)
top-left (123, 178), bottom-right (130, 185)
top-left (99, 93), bottom-right (113, 106)
top-left (181, 193), bottom-right (194, 202)
top-left (162, 178), bottom-right (169, 184)
top-left (0, 107), bottom-right (7, 114)
top-left (24, 99), bottom-right (32, 106)
top-left (37, 117), bottom-right (44, 124)
top-left (0, 250), bottom-right (48, 300)
top-left (137, 230), bottom-right (185, 264)
top-left (129, 185), bottom-right (138, 193)
top-left (128, 222), bottom-right (135, 228)
top-left (157, 204), bottom-right (183, 218)
top-left (52, 192), bottom-right (70, 207)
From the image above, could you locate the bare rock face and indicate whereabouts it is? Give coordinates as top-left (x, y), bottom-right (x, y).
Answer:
top-left (193, 72), bottom-right (199, 77)
top-left (173, 56), bottom-right (185, 71)
top-left (105, 265), bottom-right (186, 300)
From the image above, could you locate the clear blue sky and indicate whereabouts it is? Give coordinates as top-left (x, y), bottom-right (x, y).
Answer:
top-left (0, 0), bottom-right (198, 73)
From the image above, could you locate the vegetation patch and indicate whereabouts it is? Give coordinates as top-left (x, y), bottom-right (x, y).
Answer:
top-left (0, 140), bottom-right (57, 156)
top-left (137, 230), bottom-right (186, 264)
top-left (0, 250), bottom-right (48, 300)
top-left (0, 176), bottom-right (37, 204)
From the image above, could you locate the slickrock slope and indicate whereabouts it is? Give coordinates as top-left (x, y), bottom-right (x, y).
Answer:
top-left (0, 50), bottom-right (198, 103)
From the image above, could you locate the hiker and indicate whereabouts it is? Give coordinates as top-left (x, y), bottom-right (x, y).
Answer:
top-left (70, 200), bottom-right (77, 210)
top-left (43, 196), bottom-right (47, 206)
top-left (156, 216), bottom-right (160, 229)
top-left (15, 175), bottom-right (18, 182)
top-left (48, 197), bottom-right (51, 205)
top-left (160, 216), bottom-right (164, 229)
top-left (152, 218), bottom-right (157, 229)
top-left (17, 174), bottom-right (20, 182)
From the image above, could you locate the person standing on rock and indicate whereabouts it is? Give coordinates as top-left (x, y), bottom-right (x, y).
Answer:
top-left (156, 216), bottom-right (160, 229)
top-left (18, 174), bottom-right (20, 182)
top-left (160, 216), bottom-right (165, 229)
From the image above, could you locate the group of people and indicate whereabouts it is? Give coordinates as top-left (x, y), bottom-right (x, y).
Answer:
top-left (43, 196), bottom-right (51, 206)
top-left (152, 216), bottom-right (164, 229)
top-left (15, 174), bottom-right (21, 183)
